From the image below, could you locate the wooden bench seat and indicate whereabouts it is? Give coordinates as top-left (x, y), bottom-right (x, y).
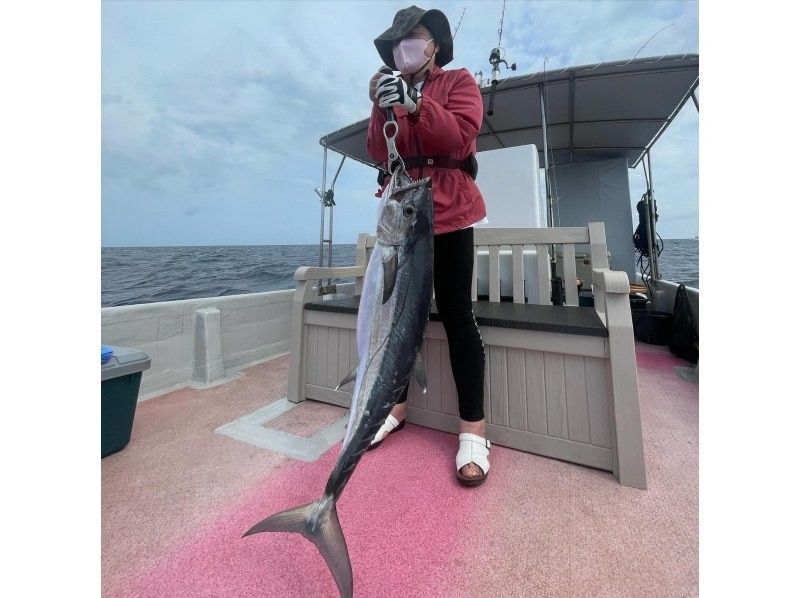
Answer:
top-left (287, 224), bottom-right (647, 489)
top-left (306, 296), bottom-right (609, 338)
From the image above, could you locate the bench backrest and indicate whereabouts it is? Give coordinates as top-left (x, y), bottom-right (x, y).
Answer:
top-left (356, 223), bottom-right (609, 306)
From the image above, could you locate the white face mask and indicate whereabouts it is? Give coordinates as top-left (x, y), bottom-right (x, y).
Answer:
top-left (393, 38), bottom-right (434, 75)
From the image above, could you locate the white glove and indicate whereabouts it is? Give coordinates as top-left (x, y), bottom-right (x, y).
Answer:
top-left (375, 74), bottom-right (419, 114)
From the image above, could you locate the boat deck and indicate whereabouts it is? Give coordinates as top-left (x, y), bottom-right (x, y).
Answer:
top-left (102, 342), bottom-right (698, 597)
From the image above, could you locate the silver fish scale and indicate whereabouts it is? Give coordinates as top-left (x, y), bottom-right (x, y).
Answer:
top-left (343, 243), bottom-right (397, 447)
top-left (325, 171), bottom-right (434, 501)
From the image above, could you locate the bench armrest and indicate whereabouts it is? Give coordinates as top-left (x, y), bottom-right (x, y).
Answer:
top-left (592, 268), bottom-right (630, 294)
top-left (591, 267), bottom-right (644, 488)
top-left (288, 264), bottom-right (366, 402)
top-left (294, 265), bottom-right (366, 281)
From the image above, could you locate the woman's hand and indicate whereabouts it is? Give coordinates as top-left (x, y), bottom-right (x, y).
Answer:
top-left (375, 74), bottom-right (419, 114)
top-left (369, 71), bottom-right (387, 102)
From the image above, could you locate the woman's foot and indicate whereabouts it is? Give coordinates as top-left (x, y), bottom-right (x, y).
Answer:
top-left (388, 402), bottom-right (407, 424)
top-left (367, 403), bottom-right (408, 450)
top-left (457, 418), bottom-right (489, 482)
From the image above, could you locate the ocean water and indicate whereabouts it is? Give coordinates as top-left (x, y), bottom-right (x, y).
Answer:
top-left (101, 239), bottom-right (698, 307)
top-left (656, 239), bottom-right (699, 290)
top-left (101, 245), bottom-right (357, 307)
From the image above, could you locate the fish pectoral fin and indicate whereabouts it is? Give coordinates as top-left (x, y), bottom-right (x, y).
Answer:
top-left (336, 367), bottom-right (358, 390)
top-left (412, 353), bottom-right (428, 394)
top-left (382, 249), bottom-right (398, 304)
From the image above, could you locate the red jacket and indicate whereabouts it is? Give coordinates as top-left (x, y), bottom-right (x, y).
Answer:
top-left (366, 65), bottom-right (486, 235)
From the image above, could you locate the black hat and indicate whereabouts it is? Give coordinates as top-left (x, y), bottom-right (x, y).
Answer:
top-left (374, 5), bottom-right (453, 70)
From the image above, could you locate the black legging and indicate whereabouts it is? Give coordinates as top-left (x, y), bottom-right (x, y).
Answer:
top-left (397, 227), bottom-right (486, 421)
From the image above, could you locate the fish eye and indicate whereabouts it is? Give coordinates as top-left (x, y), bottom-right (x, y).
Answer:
top-left (403, 205), bottom-right (415, 217)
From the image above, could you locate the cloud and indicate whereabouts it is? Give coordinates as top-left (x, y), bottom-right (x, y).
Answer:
top-left (183, 204), bottom-right (202, 217)
top-left (102, 0), bottom-right (699, 246)
top-left (498, 0), bottom-right (697, 79)
top-left (101, 93), bottom-right (125, 106)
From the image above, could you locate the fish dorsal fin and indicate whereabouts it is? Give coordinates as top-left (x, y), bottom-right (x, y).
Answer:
top-left (413, 352), bottom-right (427, 394)
top-left (382, 249), bottom-right (398, 304)
top-left (335, 367), bottom-right (358, 391)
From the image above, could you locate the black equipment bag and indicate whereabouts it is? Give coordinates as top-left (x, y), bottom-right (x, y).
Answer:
top-left (668, 284), bottom-right (699, 363)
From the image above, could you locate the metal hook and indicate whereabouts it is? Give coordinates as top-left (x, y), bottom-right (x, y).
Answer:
top-left (383, 120), bottom-right (400, 166)
top-left (389, 156), bottom-right (405, 177)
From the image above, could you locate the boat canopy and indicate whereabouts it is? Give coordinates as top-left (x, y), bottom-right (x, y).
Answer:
top-left (319, 53), bottom-right (698, 170)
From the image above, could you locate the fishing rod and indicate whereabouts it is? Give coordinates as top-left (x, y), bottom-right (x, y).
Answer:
top-left (486, 0), bottom-right (516, 116)
top-left (486, 49), bottom-right (516, 116)
top-left (538, 59), bottom-right (564, 305)
top-left (452, 7), bottom-right (467, 39)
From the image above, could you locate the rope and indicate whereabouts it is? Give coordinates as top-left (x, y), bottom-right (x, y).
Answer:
top-left (632, 189), bottom-right (663, 297)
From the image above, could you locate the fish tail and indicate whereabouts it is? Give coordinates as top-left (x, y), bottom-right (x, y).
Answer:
top-left (243, 495), bottom-right (352, 598)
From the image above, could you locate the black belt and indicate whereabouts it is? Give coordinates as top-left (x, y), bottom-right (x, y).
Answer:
top-left (402, 156), bottom-right (470, 170)
top-left (380, 154), bottom-right (478, 182)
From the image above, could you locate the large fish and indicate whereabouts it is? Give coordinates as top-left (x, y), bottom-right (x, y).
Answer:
top-left (243, 169), bottom-right (434, 598)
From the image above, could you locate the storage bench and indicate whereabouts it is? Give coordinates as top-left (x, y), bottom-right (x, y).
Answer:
top-left (286, 224), bottom-right (647, 488)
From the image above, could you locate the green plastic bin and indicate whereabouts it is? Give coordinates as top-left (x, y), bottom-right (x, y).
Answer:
top-left (101, 345), bottom-right (151, 457)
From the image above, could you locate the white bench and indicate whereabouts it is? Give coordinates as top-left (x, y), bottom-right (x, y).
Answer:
top-left (286, 223), bottom-right (646, 489)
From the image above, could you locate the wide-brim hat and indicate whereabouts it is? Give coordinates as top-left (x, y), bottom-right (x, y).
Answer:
top-left (374, 5), bottom-right (453, 70)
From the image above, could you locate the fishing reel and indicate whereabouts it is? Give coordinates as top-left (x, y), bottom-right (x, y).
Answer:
top-left (315, 187), bottom-right (335, 207)
top-left (486, 47), bottom-right (516, 116)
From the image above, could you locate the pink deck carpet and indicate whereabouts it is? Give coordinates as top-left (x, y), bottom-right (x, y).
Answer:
top-left (102, 343), bottom-right (698, 597)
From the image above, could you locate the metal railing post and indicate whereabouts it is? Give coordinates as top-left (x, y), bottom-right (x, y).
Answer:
top-left (319, 147), bottom-right (327, 269)
top-left (646, 150), bottom-right (660, 280)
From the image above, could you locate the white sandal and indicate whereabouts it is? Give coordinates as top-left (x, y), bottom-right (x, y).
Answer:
top-left (367, 414), bottom-right (406, 451)
top-left (456, 433), bottom-right (491, 486)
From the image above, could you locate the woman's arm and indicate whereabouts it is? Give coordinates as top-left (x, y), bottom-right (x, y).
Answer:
top-left (408, 69), bottom-right (483, 155)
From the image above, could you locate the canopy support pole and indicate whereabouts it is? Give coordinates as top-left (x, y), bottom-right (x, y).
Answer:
top-left (645, 149), bottom-right (660, 280)
top-left (326, 154), bottom-right (346, 270)
top-left (568, 72), bottom-right (575, 163)
top-left (540, 85), bottom-right (553, 228)
top-left (318, 147), bottom-right (327, 269)
top-left (632, 75), bottom-right (699, 168)
top-left (540, 83), bottom-right (563, 305)
top-left (316, 148), bottom-right (344, 295)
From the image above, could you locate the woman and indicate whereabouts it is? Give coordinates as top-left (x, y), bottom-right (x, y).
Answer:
top-left (365, 6), bottom-right (491, 487)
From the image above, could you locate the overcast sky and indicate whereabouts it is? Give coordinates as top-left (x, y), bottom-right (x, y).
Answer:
top-left (101, 0), bottom-right (698, 246)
